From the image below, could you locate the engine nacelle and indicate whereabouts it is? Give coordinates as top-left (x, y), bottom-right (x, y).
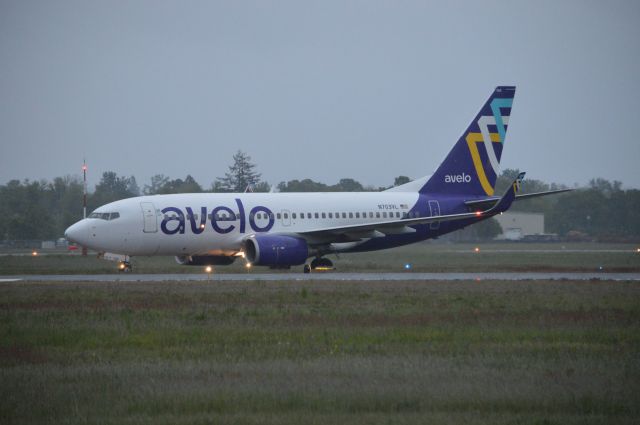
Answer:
top-left (175, 255), bottom-right (236, 266)
top-left (244, 235), bottom-right (309, 266)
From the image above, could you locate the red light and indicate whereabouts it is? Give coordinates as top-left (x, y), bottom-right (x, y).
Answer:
top-left (82, 165), bottom-right (87, 171)
top-left (475, 211), bottom-right (482, 216)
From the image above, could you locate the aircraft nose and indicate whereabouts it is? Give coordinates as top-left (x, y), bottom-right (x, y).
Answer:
top-left (64, 220), bottom-right (88, 245)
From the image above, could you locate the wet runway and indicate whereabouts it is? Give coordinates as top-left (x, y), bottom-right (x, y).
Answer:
top-left (2, 272), bottom-right (640, 282)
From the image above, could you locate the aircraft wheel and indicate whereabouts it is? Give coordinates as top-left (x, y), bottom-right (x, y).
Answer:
top-left (310, 257), bottom-right (333, 271)
top-left (303, 264), bottom-right (311, 274)
top-left (319, 258), bottom-right (333, 269)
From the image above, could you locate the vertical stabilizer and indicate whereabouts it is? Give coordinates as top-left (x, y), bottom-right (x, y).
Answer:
top-left (420, 86), bottom-right (515, 196)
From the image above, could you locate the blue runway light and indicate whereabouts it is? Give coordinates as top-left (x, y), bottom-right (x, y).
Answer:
top-left (404, 263), bottom-right (412, 270)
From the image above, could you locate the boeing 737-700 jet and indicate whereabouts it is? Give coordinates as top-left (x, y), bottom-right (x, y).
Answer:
top-left (65, 86), bottom-right (568, 273)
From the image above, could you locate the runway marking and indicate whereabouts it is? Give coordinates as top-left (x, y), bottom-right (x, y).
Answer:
top-left (0, 278), bottom-right (22, 282)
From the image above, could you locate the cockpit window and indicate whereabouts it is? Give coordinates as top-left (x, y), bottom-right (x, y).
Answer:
top-left (88, 212), bottom-right (120, 220)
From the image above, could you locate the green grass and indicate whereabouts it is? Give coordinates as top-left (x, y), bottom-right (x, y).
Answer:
top-left (1, 279), bottom-right (639, 424)
top-left (1, 242), bottom-right (639, 274)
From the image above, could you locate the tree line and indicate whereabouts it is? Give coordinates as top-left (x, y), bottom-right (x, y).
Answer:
top-left (1, 151), bottom-right (638, 241)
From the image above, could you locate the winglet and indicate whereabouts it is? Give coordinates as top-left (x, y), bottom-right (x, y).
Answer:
top-left (481, 172), bottom-right (525, 216)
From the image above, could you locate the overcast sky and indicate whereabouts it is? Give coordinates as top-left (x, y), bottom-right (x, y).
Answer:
top-left (1, 0), bottom-right (639, 191)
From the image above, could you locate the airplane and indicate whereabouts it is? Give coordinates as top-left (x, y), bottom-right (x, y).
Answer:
top-left (65, 86), bottom-right (569, 273)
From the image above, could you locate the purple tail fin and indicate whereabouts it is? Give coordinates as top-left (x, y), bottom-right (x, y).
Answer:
top-left (420, 86), bottom-right (515, 196)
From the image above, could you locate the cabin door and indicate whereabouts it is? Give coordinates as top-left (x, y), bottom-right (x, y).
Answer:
top-left (428, 200), bottom-right (441, 230)
top-left (140, 202), bottom-right (158, 233)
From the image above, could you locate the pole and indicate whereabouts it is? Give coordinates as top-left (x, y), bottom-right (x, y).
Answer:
top-left (82, 160), bottom-right (88, 256)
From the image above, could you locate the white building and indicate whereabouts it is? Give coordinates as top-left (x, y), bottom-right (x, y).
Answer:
top-left (494, 212), bottom-right (544, 240)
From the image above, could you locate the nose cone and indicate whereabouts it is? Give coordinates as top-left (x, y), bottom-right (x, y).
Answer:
top-left (65, 220), bottom-right (88, 245)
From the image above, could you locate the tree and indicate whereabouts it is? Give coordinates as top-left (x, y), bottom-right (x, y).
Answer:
top-left (251, 182), bottom-right (271, 193)
top-left (473, 217), bottom-right (502, 240)
top-left (48, 176), bottom-right (84, 237)
top-left (278, 179), bottom-right (327, 192)
top-left (90, 172), bottom-right (138, 209)
top-left (278, 178), bottom-right (371, 192)
top-left (144, 174), bottom-right (170, 195)
top-left (0, 179), bottom-right (55, 239)
top-left (146, 174), bottom-right (203, 194)
top-left (589, 178), bottom-right (622, 197)
top-left (394, 176), bottom-right (411, 186)
top-left (211, 180), bottom-right (232, 193)
top-left (333, 178), bottom-right (364, 192)
top-left (127, 176), bottom-right (140, 196)
top-left (214, 151), bottom-right (262, 193)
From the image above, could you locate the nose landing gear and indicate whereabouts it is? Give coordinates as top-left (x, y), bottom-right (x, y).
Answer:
top-left (303, 257), bottom-right (334, 273)
top-left (118, 261), bottom-right (132, 273)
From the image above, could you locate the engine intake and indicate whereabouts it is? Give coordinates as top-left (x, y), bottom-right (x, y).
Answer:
top-left (175, 255), bottom-right (236, 266)
top-left (244, 235), bottom-right (308, 266)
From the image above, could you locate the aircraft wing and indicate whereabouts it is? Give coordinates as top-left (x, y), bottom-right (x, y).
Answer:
top-left (295, 173), bottom-right (526, 243)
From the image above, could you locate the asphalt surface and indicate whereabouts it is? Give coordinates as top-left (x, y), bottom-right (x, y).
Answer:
top-left (2, 272), bottom-right (640, 282)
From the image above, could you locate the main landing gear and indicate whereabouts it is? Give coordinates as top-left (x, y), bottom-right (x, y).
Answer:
top-left (303, 257), bottom-right (334, 273)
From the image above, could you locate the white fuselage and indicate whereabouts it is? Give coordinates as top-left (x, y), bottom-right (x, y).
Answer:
top-left (65, 192), bottom-right (422, 257)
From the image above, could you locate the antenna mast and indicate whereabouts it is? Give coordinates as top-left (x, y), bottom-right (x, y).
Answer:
top-left (82, 159), bottom-right (88, 256)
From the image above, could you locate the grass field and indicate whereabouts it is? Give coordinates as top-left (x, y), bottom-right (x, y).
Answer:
top-left (1, 279), bottom-right (639, 424)
top-left (1, 242), bottom-right (639, 274)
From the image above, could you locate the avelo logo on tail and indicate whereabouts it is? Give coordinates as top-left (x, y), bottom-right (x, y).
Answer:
top-left (444, 173), bottom-right (472, 183)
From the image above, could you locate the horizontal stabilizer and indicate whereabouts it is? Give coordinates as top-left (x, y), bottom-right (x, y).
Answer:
top-left (464, 188), bottom-right (572, 210)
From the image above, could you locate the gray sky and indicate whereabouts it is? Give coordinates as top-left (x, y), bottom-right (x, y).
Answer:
top-left (1, 0), bottom-right (639, 190)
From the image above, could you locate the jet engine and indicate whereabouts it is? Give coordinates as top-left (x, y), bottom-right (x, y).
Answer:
top-left (244, 235), bottom-right (309, 267)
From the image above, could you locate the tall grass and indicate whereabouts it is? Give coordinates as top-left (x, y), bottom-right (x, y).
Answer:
top-left (1, 279), bottom-right (639, 424)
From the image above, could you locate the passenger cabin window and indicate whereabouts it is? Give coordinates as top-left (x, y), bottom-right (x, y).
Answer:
top-left (328, 213), bottom-right (333, 218)
top-left (277, 213), bottom-right (282, 219)
top-left (314, 213), bottom-right (319, 219)
top-left (321, 213), bottom-right (326, 219)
